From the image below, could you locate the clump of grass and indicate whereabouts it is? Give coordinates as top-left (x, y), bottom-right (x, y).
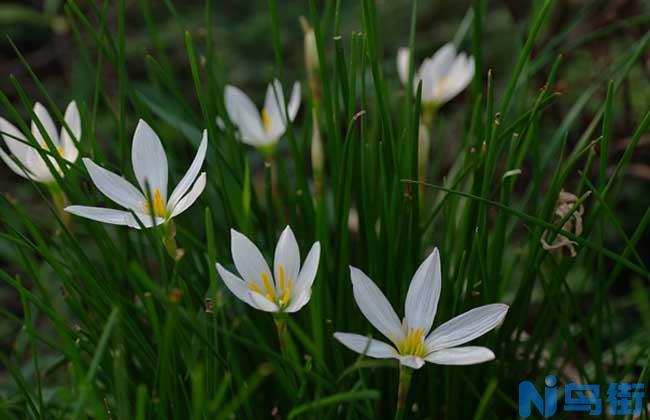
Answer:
top-left (0, 0), bottom-right (649, 418)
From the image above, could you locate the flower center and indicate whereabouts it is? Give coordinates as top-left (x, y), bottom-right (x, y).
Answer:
top-left (397, 326), bottom-right (426, 357)
top-left (261, 109), bottom-right (271, 132)
top-left (143, 188), bottom-right (167, 217)
top-left (437, 74), bottom-right (449, 92)
top-left (43, 143), bottom-right (64, 157)
top-left (248, 265), bottom-right (292, 308)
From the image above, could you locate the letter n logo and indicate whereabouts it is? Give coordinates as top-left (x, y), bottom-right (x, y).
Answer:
top-left (518, 375), bottom-right (557, 418)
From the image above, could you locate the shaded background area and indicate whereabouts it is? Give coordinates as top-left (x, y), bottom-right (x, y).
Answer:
top-left (1, 0), bottom-right (648, 185)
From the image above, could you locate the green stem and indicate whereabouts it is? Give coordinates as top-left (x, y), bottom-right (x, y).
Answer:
top-left (274, 315), bottom-right (288, 356)
top-left (263, 157), bottom-right (275, 245)
top-left (162, 220), bottom-right (183, 261)
top-left (419, 106), bottom-right (437, 198)
top-left (50, 187), bottom-right (71, 230)
top-left (263, 151), bottom-right (279, 198)
top-left (394, 365), bottom-right (413, 420)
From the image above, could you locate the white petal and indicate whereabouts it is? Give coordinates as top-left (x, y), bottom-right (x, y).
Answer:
top-left (0, 148), bottom-right (32, 180)
top-left (349, 266), bottom-right (404, 344)
top-left (31, 102), bottom-right (59, 147)
top-left (168, 130), bottom-right (208, 210)
top-left (427, 43), bottom-right (457, 80)
top-left (419, 43), bottom-right (457, 102)
top-left (60, 101), bottom-right (81, 163)
top-left (169, 172), bottom-right (206, 217)
top-left (64, 205), bottom-right (132, 226)
top-left (224, 85), bottom-right (268, 146)
top-left (273, 226), bottom-right (300, 289)
top-left (65, 205), bottom-right (162, 229)
top-left (438, 54), bottom-right (475, 104)
top-left (264, 79), bottom-right (286, 138)
top-left (230, 229), bottom-right (273, 288)
top-left (131, 120), bottom-right (168, 201)
top-left (248, 291), bottom-right (279, 312)
top-left (333, 332), bottom-right (397, 359)
top-left (295, 242), bottom-right (320, 292)
top-left (425, 346), bottom-right (495, 365)
top-left (287, 82), bottom-right (301, 121)
top-left (405, 248), bottom-right (441, 335)
top-left (124, 212), bottom-right (165, 230)
top-left (284, 288), bottom-right (311, 313)
top-left (24, 148), bottom-right (56, 183)
top-left (216, 263), bottom-right (256, 308)
top-left (0, 117), bottom-right (30, 162)
top-left (83, 158), bottom-right (146, 210)
top-left (418, 61), bottom-right (437, 102)
top-left (397, 47), bottom-right (410, 86)
top-left (216, 116), bottom-right (225, 130)
top-left (425, 303), bottom-right (509, 351)
top-left (396, 355), bottom-right (426, 369)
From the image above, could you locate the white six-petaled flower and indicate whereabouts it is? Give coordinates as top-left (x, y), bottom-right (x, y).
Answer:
top-left (397, 43), bottom-right (475, 107)
top-left (217, 226), bottom-right (320, 313)
top-left (334, 249), bottom-right (508, 369)
top-left (0, 101), bottom-right (80, 184)
top-left (223, 79), bottom-right (301, 149)
top-left (65, 119), bottom-right (207, 229)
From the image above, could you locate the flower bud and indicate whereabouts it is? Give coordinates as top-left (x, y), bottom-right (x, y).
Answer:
top-left (301, 16), bottom-right (319, 74)
top-left (301, 17), bottom-right (321, 102)
top-left (418, 121), bottom-right (431, 184)
top-left (310, 108), bottom-right (324, 196)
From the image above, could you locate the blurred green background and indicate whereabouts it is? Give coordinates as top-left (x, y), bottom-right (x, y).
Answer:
top-left (1, 0), bottom-right (648, 272)
top-left (1, 0), bottom-right (648, 182)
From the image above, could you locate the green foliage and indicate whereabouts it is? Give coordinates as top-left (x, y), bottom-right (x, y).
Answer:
top-left (1, 0), bottom-right (649, 418)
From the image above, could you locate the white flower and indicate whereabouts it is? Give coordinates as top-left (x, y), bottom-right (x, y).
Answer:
top-left (397, 43), bottom-right (475, 107)
top-left (216, 226), bottom-right (320, 313)
top-left (65, 120), bottom-right (207, 229)
top-left (223, 79), bottom-right (301, 149)
top-left (334, 249), bottom-right (508, 369)
top-left (0, 101), bottom-right (80, 183)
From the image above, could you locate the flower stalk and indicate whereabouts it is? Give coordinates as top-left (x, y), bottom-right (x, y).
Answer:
top-left (394, 365), bottom-right (413, 420)
top-left (263, 152), bottom-right (279, 198)
top-left (418, 106), bottom-right (437, 195)
top-left (274, 315), bottom-right (288, 356)
top-left (162, 220), bottom-right (184, 261)
top-left (50, 186), bottom-right (71, 229)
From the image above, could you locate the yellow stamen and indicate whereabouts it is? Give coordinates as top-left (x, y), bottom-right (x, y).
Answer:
top-left (261, 272), bottom-right (275, 301)
top-left (144, 188), bottom-right (167, 217)
top-left (248, 268), bottom-right (294, 308)
top-left (398, 327), bottom-right (426, 357)
top-left (153, 189), bottom-right (166, 216)
top-left (278, 265), bottom-right (285, 290)
top-left (43, 144), bottom-right (64, 157)
top-left (261, 109), bottom-right (271, 132)
top-left (280, 280), bottom-right (292, 306)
